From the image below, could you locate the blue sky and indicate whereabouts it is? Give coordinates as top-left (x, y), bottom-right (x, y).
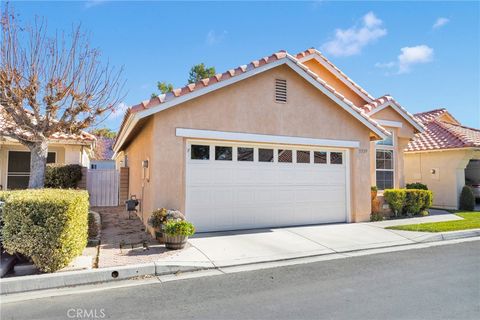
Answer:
top-left (11, 1), bottom-right (480, 130)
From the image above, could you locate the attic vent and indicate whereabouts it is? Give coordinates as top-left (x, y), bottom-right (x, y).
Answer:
top-left (275, 79), bottom-right (287, 103)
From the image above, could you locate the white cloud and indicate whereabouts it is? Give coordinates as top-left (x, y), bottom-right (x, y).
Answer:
top-left (376, 45), bottom-right (434, 74)
top-left (205, 30), bottom-right (227, 46)
top-left (398, 45), bottom-right (434, 73)
top-left (321, 12), bottom-right (387, 57)
top-left (85, 0), bottom-right (107, 9)
top-left (433, 17), bottom-right (449, 29)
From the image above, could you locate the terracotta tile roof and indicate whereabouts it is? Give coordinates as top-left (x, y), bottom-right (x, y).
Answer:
top-left (115, 49), bottom-right (395, 150)
top-left (406, 109), bottom-right (480, 152)
top-left (0, 105), bottom-right (96, 144)
top-left (295, 48), bottom-right (375, 101)
top-left (361, 95), bottom-right (425, 130)
top-left (93, 136), bottom-right (115, 160)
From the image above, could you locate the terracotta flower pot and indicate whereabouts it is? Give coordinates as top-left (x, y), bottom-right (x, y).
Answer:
top-left (164, 234), bottom-right (188, 250)
top-left (371, 190), bottom-right (378, 201)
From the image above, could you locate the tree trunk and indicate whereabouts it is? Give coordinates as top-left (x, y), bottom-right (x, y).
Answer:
top-left (28, 140), bottom-right (48, 189)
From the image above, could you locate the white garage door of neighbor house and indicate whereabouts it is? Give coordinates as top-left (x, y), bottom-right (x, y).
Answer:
top-left (186, 141), bottom-right (349, 232)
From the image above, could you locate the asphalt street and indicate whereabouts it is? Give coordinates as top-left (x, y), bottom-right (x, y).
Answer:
top-left (1, 240), bottom-right (479, 320)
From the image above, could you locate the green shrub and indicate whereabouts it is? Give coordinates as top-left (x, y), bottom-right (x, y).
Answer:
top-left (459, 186), bottom-right (475, 211)
top-left (45, 164), bottom-right (83, 189)
top-left (406, 183), bottom-right (428, 190)
top-left (404, 190), bottom-right (433, 216)
top-left (0, 189), bottom-right (89, 272)
top-left (164, 220), bottom-right (195, 237)
top-left (371, 186), bottom-right (378, 193)
top-left (383, 189), bottom-right (406, 217)
top-left (370, 212), bottom-right (384, 222)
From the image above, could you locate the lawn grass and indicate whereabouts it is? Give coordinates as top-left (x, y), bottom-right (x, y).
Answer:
top-left (386, 212), bottom-right (480, 232)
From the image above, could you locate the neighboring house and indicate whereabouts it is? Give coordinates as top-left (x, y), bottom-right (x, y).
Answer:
top-left (405, 109), bottom-right (480, 209)
top-left (91, 136), bottom-right (115, 169)
top-left (113, 48), bottom-right (424, 232)
top-left (0, 105), bottom-right (96, 190)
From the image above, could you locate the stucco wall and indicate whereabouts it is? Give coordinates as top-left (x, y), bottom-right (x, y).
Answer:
top-left (0, 142), bottom-right (87, 190)
top-left (404, 149), bottom-right (479, 209)
top-left (302, 59), bottom-right (368, 108)
top-left (124, 64), bottom-right (376, 226)
top-left (123, 118), bottom-right (155, 221)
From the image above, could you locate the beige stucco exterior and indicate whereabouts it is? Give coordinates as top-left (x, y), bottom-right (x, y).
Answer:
top-left (405, 149), bottom-right (480, 209)
top-left (0, 141), bottom-right (91, 190)
top-left (119, 63), bottom-right (419, 231)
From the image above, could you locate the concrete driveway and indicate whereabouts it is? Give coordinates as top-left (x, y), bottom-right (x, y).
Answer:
top-left (155, 211), bottom-right (463, 268)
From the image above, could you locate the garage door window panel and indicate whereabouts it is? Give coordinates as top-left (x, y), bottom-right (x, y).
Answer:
top-left (191, 145), bottom-right (210, 160)
top-left (330, 152), bottom-right (343, 165)
top-left (259, 148), bottom-right (274, 162)
top-left (278, 149), bottom-right (292, 163)
top-left (215, 146), bottom-right (232, 161)
top-left (237, 147), bottom-right (254, 162)
top-left (314, 151), bottom-right (327, 164)
top-left (296, 150), bottom-right (310, 164)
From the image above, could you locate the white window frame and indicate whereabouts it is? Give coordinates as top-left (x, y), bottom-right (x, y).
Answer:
top-left (375, 131), bottom-right (395, 190)
top-left (6, 150), bottom-right (57, 189)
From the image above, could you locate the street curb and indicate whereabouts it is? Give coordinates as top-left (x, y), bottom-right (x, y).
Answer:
top-left (1, 229), bottom-right (479, 295)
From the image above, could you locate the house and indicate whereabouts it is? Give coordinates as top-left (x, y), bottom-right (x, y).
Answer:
top-left (0, 105), bottom-right (96, 190)
top-left (405, 108), bottom-right (480, 209)
top-left (113, 48), bottom-right (424, 232)
top-left (90, 136), bottom-right (115, 170)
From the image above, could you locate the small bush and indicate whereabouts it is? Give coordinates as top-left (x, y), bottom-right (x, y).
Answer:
top-left (405, 190), bottom-right (423, 216)
top-left (406, 183), bottom-right (428, 190)
top-left (88, 212), bottom-right (98, 239)
top-left (383, 189), bottom-right (406, 217)
top-left (370, 212), bottom-right (384, 222)
top-left (0, 189), bottom-right (89, 272)
top-left (459, 186), bottom-right (475, 211)
top-left (45, 164), bottom-right (83, 189)
top-left (371, 186), bottom-right (378, 193)
top-left (164, 220), bottom-right (195, 237)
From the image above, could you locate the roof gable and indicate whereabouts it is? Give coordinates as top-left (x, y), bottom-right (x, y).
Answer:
top-left (114, 50), bottom-right (392, 152)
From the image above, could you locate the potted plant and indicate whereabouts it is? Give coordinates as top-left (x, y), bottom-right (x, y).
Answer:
top-left (371, 186), bottom-right (378, 201)
top-left (148, 208), bottom-right (186, 242)
top-left (163, 220), bottom-right (195, 250)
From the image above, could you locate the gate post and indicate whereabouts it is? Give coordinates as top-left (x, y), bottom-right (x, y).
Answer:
top-left (119, 167), bottom-right (129, 206)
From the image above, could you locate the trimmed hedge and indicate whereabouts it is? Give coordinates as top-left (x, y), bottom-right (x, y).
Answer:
top-left (45, 164), bottom-right (83, 189)
top-left (383, 189), bottom-right (433, 217)
top-left (383, 189), bottom-right (406, 217)
top-left (0, 189), bottom-right (89, 272)
top-left (406, 182), bottom-right (428, 190)
top-left (459, 186), bottom-right (475, 211)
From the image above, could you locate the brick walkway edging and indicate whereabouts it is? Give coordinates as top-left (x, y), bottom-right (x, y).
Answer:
top-left (1, 229), bottom-right (479, 295)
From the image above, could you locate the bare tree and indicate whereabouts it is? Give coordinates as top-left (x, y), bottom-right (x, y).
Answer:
top-left (0, 5), bottom-right (124, 188)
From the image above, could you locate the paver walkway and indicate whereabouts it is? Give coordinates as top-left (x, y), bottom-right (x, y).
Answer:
top-left (92, 207), bottom-right (177, 268)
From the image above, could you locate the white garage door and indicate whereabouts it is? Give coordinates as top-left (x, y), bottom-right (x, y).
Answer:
top-left (186, 141), bottom-right (349, 232)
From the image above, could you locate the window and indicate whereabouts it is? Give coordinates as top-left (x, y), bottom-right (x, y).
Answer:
top-left (278, 149), bottom-right (292, 163)
top-left (91, 164), bottom-right (97, 169)
top-left (275, 79), bottom-right (287, 103)
top-left (258, 148), bottom-right (274, 162)
top-left (237, 147), bottom-right (254, 161)
top-left (314, 151), bottom-right (327, 164)
top-left (296, 150), bottom-right (310, 163)
top-left (376, 150), bottom-right (394, 189)
top-left (330, 152), bottom-right (343, 165)
top-left (7, 151), bottom-right (56, 189)
top-left (215, 146), bottom-right (232, 161)
top-left (191, 145), bottom-right (210, 160)
top-left (376, 130), bottom-right (394, 190)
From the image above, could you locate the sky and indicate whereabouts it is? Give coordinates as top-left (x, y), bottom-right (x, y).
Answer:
top-left (9, 0), bottom-right (480, 130)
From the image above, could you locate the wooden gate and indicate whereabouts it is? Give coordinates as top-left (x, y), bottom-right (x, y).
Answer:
top-left (87, 169), bottom-right (119, 207)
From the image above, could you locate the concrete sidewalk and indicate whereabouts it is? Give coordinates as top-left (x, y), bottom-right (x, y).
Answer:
top-left (156, 210), bottom-right (468, 268)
